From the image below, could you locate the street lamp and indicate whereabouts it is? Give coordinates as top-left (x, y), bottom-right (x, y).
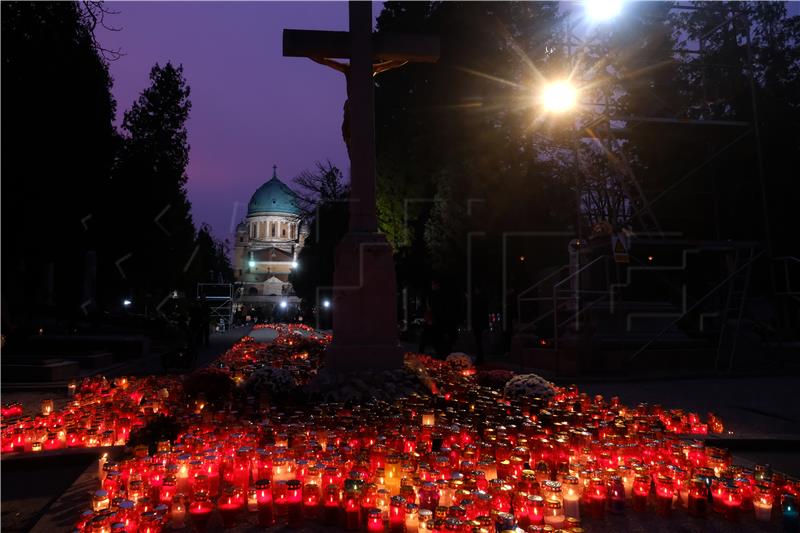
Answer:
top-left (584, 0), bottom-right (623, 22)
top-left (322, 299), bottom-right (331, 309)
top-left (541, 80), bottom-right (578, 113)
top-left (279, 300), bottom-right (288, 309)
top-left (122, 299), bottom-right (132, 308)
top-left (291, 261), bottom-right (299, 270)
top-left (248, 260), bottom-right (256, 268)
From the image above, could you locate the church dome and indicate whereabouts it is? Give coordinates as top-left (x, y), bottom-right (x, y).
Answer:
top-left (247, 166), bottom-right (300, 216)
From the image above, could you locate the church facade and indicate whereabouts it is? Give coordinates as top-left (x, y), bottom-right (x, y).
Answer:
top-left (232, 166), bottom-right (307, 309)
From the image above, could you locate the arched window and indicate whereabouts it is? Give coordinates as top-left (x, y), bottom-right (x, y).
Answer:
top-left (271, 223), bottom-right (276, 238)
top-left (250, 223), bottom-right (255, 239)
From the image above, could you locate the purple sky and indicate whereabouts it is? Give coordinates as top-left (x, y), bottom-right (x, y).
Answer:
top-left (97, 2), bottom-right (382, 242)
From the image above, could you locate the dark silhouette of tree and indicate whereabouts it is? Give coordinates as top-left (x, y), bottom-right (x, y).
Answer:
top-left (290, 163), bottom-right (349, 310)
top-left (292, 161), bottom-right (348, 216)
top-left (2, 1), bottom-right (117, 325)
top-left (190, 224), bottom-right (233, 284)
top-left (108, 62), bottom-right (197, 312)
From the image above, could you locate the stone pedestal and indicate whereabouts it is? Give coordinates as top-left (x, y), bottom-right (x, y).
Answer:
top-left (325, 232), bottom-right (403, 372)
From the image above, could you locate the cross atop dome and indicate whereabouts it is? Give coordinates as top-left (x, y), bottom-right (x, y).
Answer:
top-left (272, 164), bottom-right (278, 179)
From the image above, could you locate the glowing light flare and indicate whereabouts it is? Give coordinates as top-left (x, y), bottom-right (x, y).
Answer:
top-left (540, 81), bottom-right (578, 113)
top-left (585, 0), bottom-right (623, 21)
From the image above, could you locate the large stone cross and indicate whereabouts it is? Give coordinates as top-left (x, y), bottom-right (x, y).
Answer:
top-left (283, 1), bottom-right (438, 233)
top-left (283, 2), bottom-right (438, 371)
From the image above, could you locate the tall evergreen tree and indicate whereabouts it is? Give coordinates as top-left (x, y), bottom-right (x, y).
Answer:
top-left (108, 62), bottom-right (196, 311)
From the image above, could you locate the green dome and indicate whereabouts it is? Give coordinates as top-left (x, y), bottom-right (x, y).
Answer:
top-left (247, 167), bottom-right (300, 216)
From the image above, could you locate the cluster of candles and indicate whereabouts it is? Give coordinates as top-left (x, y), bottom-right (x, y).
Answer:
top-left (1, 375), bottom-right (177, 454)
top-left (2, 328), bottom-right (798, 533)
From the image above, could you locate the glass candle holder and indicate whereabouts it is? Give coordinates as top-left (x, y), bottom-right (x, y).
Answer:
top-left (92, 490), bottom-right (111, 512)
top-left (389, 496), bottom-right (406, 533)
top-left (255, 479), bottom-right (274, 527)
top-left (721, 483), bottom-right (742, 521)
top-left (159, 475), bottom-right (177, 504)
top-left (687, 478), bottom-right (708, 518)
top-left (419, 482), bottom-right (439, 511)
top-left (781, 493), bottom-right (798, 531)
top-left (655, 476), bottom-right (674, 516)
top-left (286, 479), bottom-right (304, 528)
top-left (562, 475), bottom-right (581, 519)
top-left (608, 476), bottom-right (625, 515)
top-left (188, 498), bottom-right (213, 532)
top-left (543, 498), bottom-right (565, 529)
top-left (367, 507), bottom-right (384, 532)
top-left (418, 509), bottom-right (433, 532)
top-left (322, 484), bottom-right (340, 525)
top-left (404, 502), bottom-right (419, 533)
top-left (753, 485), bottom-right (773, 522)
top-left (217, 487), bottom-right (244, 529)
top-left (588, 478), bottom-right (607, 520)
top-left (344, 488), bottom-right (360, 531)
top-left (170, 496), bottom-right (186, 529)
top-left (41, 399), bottom-right (54, 416)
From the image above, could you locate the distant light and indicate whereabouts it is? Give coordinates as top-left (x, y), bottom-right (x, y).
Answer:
top-left (541, 81), bottom-right (578, 113)
top-left (123, 299), bottom-right (132, 307)
top-left (647, 255), bottom-right (654, 262)
top-left (519, 255), bottom-right (526, 263)
top-left (291, 261), bottom-right (299, 269)
top-left (248, 260), bottom-right (256, 268)
top-left (322, 299), bottom-right (331, 309)
top-left (585, 0), bottom-right (623, 21)
top-left (280, 300), bottom-right (288, 309)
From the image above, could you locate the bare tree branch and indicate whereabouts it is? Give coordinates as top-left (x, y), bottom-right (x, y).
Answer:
top-left (80, 1), bottom-right (125, 61)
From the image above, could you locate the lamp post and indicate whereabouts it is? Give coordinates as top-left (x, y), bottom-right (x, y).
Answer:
top-left (536, 1), bottom-right (624, 333)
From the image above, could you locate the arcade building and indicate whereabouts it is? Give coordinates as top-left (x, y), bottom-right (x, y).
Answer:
top-left (232, 166), bottom-right (307, 316)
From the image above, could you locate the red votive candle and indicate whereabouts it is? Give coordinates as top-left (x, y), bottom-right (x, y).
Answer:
top-left (721, 483), bottom-right (742, 521)
top-left (527, 494), bottom-right (545, 525)
top-left (274, 480), bottom-right (288, 518)
top-left (633, 474), bottom-right (650, 512)
top-left (323, 484), bottom-right (340, 525)
top-left (655, 476), bottom-right (674, 516)
top-left (389, 496), bottom-right (406, 533)
top-left (367, 507), bottom-right (384, 532)
top-left (303, 482), bottom-right (320, 520)
top-left (159, 475), bottom-right (176, 504)
top-left (217, 488), bottom-right (244, 529)
top-left (589, 478), bottom-right (607, 520)
top-left (287, 479), bottom-right (303, 528)
top-left (345, 490), bottom-right (360, 531)
top-left (687, 478), bottom-right (708, 518)
top-left (255, 479), bottom-right (274, 527)
top-left (188, 499), bottom-right (213, 532)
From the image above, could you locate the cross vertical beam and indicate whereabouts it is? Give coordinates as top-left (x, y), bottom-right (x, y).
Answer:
top-left (348, 1), bottom-right (377, 233)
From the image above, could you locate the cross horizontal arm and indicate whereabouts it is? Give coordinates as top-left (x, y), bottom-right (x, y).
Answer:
top-left (283, 29), bottom-right (439, 63)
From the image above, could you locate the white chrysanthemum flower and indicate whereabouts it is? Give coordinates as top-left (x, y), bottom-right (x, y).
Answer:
top-left (503, 373), bottom-right (556, 400)
top-left (446, 352), bottom-right (473, 368)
